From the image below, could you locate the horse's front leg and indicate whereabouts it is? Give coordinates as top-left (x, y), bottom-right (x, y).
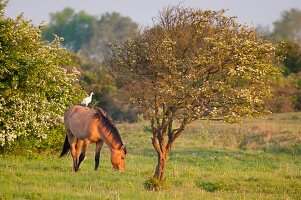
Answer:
top-left (95, 140), bottom-right (104, 171)
top-left (78, 139), bottom-right (91, 169)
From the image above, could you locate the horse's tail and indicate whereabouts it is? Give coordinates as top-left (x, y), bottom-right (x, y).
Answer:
top-left (60, 135), bottom-right (70, 157)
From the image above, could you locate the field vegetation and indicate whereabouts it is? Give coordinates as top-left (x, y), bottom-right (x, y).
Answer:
top-left (1, 2), bottom-right (301, 199)
top-left (0, 112), bottom-right (300, 199)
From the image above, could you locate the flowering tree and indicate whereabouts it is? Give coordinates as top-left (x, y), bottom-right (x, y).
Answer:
top-left (0, 2), bottom-right (85, 146)
top-left (105, 6), bottom-right (281, 180)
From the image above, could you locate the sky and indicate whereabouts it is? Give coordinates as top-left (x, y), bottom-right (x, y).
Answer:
top-left (4, 0), bottom-right (301, 30)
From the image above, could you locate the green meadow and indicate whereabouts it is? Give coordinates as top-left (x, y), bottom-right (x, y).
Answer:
top-left (0, 112), bottom-right (301, 199)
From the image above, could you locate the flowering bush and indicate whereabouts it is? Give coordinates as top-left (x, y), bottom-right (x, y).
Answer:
top-left (0, 2), bottom-right (85, 147)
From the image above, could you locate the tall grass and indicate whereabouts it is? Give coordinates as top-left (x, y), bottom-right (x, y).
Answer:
top-left (178, 112), bottom-right (301, 155)
top-left (0, 112), bottom-right (300, 199)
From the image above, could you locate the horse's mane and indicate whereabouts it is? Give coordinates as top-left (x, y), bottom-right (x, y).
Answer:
top-left (94, 107), bottom-right (123, 147)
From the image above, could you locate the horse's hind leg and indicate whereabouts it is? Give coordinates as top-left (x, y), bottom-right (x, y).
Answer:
top-left (74, 140), bottom-right (83, 172)
top-left (67, 134), bottom-right (78, 172)
top-left (95, 140), bottom-right (104, 171)
top-left (78, 139), bottom-right (91, 169)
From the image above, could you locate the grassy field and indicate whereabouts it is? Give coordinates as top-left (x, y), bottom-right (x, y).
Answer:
top-left (0, 112), bottom-right (301, 199)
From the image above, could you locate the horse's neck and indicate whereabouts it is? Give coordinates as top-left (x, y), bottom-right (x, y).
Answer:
top-left (103, 137), bottom-right (122, 151)
top-left (95, 109), bottom-right (123, 150)
top-left (101, 129), bottom-right (122, 151)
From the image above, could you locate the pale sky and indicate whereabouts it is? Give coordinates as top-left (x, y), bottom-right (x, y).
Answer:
top-left (4, 0), bottom-right (301, 30)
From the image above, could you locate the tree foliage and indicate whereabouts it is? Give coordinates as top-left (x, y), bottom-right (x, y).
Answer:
top-left (81, 12), bottom-right (138, 61)
top-left (271, 8), bottom-right (301, 76)
top-left (257, 8), bottom-right (301, 112)
top-left (43, 9), bottom-right (138, 61)
top-left (273, 8), bottom-right (301, 44)
top-left (44, 7), bottom-right (94, 52)
top-left (277, 40), bottom-right (301, 75)
top-left (105, 6), bottom-right (281, 180)
top-left (0, 2), bottom-right (85, 146)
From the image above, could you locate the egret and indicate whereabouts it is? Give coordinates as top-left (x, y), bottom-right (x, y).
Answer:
top-left (81, 92), bottom-right (94, 107)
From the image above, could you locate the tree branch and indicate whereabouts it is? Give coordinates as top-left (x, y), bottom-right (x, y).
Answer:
top-left (152, 133), bottom-right (162, 155)
top-left (166, 118), bottom-right (188, 153)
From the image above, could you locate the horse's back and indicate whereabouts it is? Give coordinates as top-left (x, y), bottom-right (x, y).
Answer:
top-left (64, 105), bottom-right (99, 140)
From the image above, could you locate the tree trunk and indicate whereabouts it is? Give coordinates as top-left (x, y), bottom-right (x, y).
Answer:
top-left (151, 120), bottom-right (185, 181)
top-left (153, 152), bottom-right (168, 180)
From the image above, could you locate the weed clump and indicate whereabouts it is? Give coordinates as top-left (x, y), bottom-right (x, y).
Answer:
top-left (144, 177), bottom-right (169, 191)
top-left (195, 181), bottom-right (220, 192)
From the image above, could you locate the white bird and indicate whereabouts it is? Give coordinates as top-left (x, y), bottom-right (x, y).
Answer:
top-left (81, 92), bottom-right (94, 107)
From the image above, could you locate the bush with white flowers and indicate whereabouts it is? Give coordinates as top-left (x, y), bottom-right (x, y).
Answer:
top-left (0, 2), bottom-right (85, 146)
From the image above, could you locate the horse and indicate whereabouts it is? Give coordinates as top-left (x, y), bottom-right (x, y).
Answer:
top-left (60, 105), bottom-right (126, 172)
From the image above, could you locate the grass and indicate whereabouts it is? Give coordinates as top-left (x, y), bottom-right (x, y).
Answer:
top-left (0, 112), bottom-right (301, 199)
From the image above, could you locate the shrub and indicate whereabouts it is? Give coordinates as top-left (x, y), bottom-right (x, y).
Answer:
top-left (143, 177), bottom-right (169, 191)
top-left (195, 181), bottom-right (221, 192)
top-left (0, 125), bottom-right (65, 156)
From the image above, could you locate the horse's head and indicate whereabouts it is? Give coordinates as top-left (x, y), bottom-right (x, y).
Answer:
top-left (111, 145), bottom-right (126, 170)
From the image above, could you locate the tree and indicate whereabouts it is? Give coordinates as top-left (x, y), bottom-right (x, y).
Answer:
top-left (105, 6), bottom-right (281, 180)
top-left (80, 12), bottom-right (138, 61)
top-left (43, 9), bottom-right (138, 61)
top-left (44, 7), bottom-right (94, 52)
top-left (273, 8), bottom-right (301, 44)
top-left (0, 2), bottom-right (85, 147)
top-left (271, 8), bottom-right (301, 75)
top-left (277, 40), bottom-right (301, 75)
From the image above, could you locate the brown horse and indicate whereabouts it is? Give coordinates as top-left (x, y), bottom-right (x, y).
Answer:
top-left (60, 105), bottom-right (126, 171)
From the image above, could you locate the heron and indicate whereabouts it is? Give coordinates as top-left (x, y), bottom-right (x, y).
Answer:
top-left (81, 92), bottom-right (94, 107)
